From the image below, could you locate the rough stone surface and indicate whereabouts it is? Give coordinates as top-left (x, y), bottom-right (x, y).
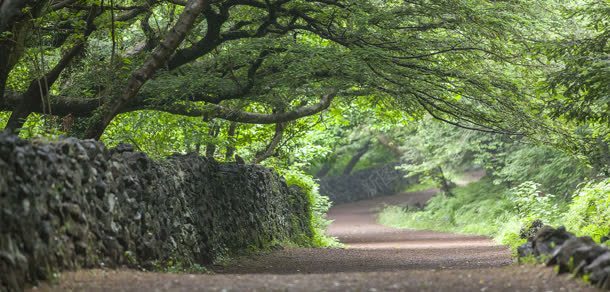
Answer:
top-left (0, 134), bottom-right (312, 291)
top-left (33, 190), bottom-right (595, 292)
top-left (518, 224), bottom-right (610, 290)
top-left (533, 226), bottom-right (575, 256)
top-left (318, 163), bottom-right (414, 203)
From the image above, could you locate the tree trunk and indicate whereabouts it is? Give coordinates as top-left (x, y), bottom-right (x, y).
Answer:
top-left (0, 0), bottom-right (50, 107)
top-left (84, 0), bottom-right (208, 139)
top-left (595, 137), bottom-right (610, 177)
top-left (435, 166), bottom-right (454, 196)
top-left (0, 19), bottom-right (28, 108)
top-left (225, 122), bottom-right (237, 160)
top-left (316, 160), bottom-right (333, 178)
top-left (253, 122), bottom-right (286, 164)
top-left (342, 140), bottom-right (371, 176)
top-left (205, 122), bottom-right (220, 158)
top-left (4, 92), bottom-right (36, 133)
top-left (377, 134), bottom-right (403, 158)
top-left (4, 6), bottom-right (97, 133)
top-left (0, 42), bottom-right (11, 105)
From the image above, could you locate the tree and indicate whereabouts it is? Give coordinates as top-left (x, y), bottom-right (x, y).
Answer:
top-left (1, 0), bottom-right (552, 142)
top-left (545, 0), bottom-right (609, 125)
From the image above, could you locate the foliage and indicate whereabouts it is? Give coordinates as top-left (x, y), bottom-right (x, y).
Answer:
top-left (545, 0), bottom-right (610, 124)
top-left (563, 179), bottom-right (610, 242)
top-left (494, 146), bottom-right (588, 197)
top-left (102, 110), bottom-right (212, 158)
top-left (380, 180), bottom-right (512, 246)
top-left (397, 119), bottom-right (590, 198)
top-left (402, 179), bottom-right (437, 193)
top-left (378, 179), bottom-right (561, 250)
top-left (397, 118), bottom-right (476, 192)
top-left (380, 176), bottom-right (610, 251)
top-left (0, 0), bottom-right (569, 141)
top-left (278, 167), bottom-right (341, 247)
top-left (508, 182), bottom-right (561, 222)
top-left (0, 111), bottom-right (64, 139)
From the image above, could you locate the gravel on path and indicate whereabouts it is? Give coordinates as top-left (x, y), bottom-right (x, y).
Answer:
top-left (31, 189), bottom-right (594, 291)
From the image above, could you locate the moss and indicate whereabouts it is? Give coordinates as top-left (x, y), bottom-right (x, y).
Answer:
top-left (149, 258), bottom-right (209, 274)
top-left (124, 251), bottom-right (136, 266)
top-left (1, 135), bottom-right (319, 290)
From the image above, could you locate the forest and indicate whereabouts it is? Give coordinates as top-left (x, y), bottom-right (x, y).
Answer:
top-left (0, 0), bottom-right (609, 291)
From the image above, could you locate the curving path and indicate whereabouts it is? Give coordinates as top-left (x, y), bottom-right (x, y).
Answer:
top-left (34, 189), bottom-right (594, 291)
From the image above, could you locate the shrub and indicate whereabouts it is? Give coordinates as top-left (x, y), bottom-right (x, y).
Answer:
top-left (279, 167), bottom-right (340, 247)
top-left (379, 179), bottom-right (517, 238)
top-left (507, 181), bottom-right (562, 223)
top-left (563, 179), bottom-right (610, 242)
top-left (378, 179), bottom-right (565, 250)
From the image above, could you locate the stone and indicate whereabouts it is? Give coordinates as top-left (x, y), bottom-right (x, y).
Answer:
top-left (585, 252), bottom-right (610, 286)
top-left (517, 242), bottom-right (535, 259)
top-left (532, 225), bottom-right (575, 256)
top-left (0, 134), bottom-right (312, 291)
top-left (519, 219), bottom-right (544, 241)
top-left (546, 236), bottom-right (595, 273)
top-left (572, 244), bottom-right (609, 276)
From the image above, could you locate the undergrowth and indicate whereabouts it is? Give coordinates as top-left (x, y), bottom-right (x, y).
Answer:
top-left (379, 178), bottom-right (610, 251)
top-left (279, 167), bottom-right (341, 248)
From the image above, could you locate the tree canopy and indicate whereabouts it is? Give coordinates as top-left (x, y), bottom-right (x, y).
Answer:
top-left (0, 0), bottom-right (608, 174)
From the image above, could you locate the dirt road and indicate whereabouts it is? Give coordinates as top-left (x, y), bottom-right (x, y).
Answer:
top-left (34, 190), bottom-right (593, 291)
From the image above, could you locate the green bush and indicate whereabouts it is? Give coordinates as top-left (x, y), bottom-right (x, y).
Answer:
top-left (380, 179), bottom-right (514, 237)
top-left (380, 177), bottom-right (610, 252)
top-left (563, 179), bottom-right (610, 242)
top-left (279, 167), bottom-right (340, 247)
top-left (507, 181), bottom-right (563, 222)
top-left (379, 179), bottom-right (564, 250)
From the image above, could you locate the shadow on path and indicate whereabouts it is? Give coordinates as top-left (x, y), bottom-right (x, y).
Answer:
top-left (216, 189), bottom-right (511, 275)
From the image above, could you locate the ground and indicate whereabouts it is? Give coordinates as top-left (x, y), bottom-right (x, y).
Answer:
top-left (31, 189), bottom-right (594, 291)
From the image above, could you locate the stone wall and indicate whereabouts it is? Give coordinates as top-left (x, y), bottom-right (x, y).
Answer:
top-left (318, 163), bottom-right (414, 204)
top-left (0, 134), bottom-right (312, 291)
top-left (518, 221), bottom-right (610, 290)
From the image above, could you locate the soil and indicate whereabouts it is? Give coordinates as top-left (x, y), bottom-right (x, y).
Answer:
top-left (31, 188), bottom-right (595, 291)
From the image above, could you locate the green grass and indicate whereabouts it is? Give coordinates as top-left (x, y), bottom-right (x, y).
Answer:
top-left (378, 179), bottom-right (526, 250)
top-left (380, 177), bottom-right (610, 255)
top-left (402, 179), bottom-right (437, 193)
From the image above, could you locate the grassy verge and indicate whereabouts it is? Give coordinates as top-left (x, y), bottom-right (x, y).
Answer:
top-left (379, 179), bottom-right (527, 250)
top-left (379, 177), bottom-right (610, 252)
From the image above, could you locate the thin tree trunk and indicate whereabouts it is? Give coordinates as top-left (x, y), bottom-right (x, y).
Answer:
top-left (435, 166), bottom-right (454, 196)
top-left (0, 0), bottom-right (51, 108)
top-left (342, 140), bottom-right (371, 176)
top-left (225, 122), bottom-right (237, 160)
top-left (0, 43), bottom-right (11, 105)
top-left (316, 159), bottom-right (334, 178)
top-left (377, 134), bottom-right (403, 157)
top-left (0, 19), bottom-right (29, 109)
top-left (205, 122), bottom-right (220, 158)
top-left (253, 122), bottom-right (286, 164)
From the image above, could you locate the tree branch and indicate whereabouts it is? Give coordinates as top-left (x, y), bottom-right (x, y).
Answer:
top-left (253, 122), bottom-right (286, 164)
top-left (84, 0), bottom-right (208, 139)
top-left (199, 90), bottom-right (337, 124)
top-left (4, 5), bottom-right (98, 132)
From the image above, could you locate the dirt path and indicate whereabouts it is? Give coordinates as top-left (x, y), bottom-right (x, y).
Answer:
top-left (34, 190), bottom-right (594, 291)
